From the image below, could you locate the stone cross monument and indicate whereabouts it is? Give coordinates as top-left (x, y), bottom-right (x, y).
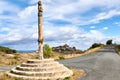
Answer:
top-left (38, 0), bottom-right (43, 59)
top-left (7, 1), bottom-right (73, 79)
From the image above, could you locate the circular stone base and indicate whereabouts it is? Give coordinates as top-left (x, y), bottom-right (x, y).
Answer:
top-left (7, 59), bottom-right (73, 80)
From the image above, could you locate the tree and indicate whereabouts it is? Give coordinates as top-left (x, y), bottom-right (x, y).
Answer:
top-left (43, 44), bottom-right (53, 58)
top-left (106, 39), bottom-right (112, 45)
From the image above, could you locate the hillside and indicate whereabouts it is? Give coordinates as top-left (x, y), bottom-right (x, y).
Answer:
top-left (0, 51), bottom-right (37, 66)
top-left (0, 44), bottom-right (103, 66)
top-left (52, 44), bottom-right (82, 54)
top-left (0, 46), bottom-right (17, 54)
top-left (0, 46), bottom-right (37, 66)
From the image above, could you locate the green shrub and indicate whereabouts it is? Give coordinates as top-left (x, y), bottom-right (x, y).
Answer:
top-left (13, 54), bottom-right (19, 59)
top-left (89, 43), bottom-right (103, 49)
top-left (43, 44), bottom-right (53, 58)
top-left (106, 39), bottom-right (112, 45)
top-left (15, 78), bottom-right (23, 80)
top-left (64, 77), bottom-right (70, 80)
top-left (59, 56), bottom-right (65, 60)
top-left (35, 56), bottom-right (39, 59)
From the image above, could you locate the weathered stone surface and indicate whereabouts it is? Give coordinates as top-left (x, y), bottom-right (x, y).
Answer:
top-left (52, 44), bottom-right (82, 54)
top-left (7, 59), bottom-right (73, 80)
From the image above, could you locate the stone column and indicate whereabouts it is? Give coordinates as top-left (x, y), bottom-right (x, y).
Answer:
top-left (38, 0), bottom-right (43, 59)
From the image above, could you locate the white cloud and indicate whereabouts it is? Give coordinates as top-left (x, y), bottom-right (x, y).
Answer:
top-left (25, 0), bottom-right (120, 26)
top-left (41, 24), bottom-right (106, 50)
top-left (114, 36), bottom-right (120, 43)
top-left (17, 5), bottom-right (37, 24)
top-left (0, 1), bottom-right (38, 47)
top-left (103, 27), bottom-right (108, 30)
top-left (83, 30), bottom-right (105, 40)
top-left (89, 10), bottom-right (120, 24)
top-left (0, 27), bottom-right (11, 32)
top-left (1, 0), bottom-right (120, 50)
top-left (41, 0), bottom-right (120, 26)
top-left (43, 25), bottom-right (83, 41)
top-left (115, 22), bottom-right (120, 26)
top-left (90, 26), bottom-right (95, 29)
top-left (29, 0), bottom-right (38, 4)
top-left (0, 1), bottom-right (20, 14)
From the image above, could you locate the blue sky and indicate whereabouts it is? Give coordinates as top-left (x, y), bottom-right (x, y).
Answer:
top-left (0, 0), bottom-right (120, 51)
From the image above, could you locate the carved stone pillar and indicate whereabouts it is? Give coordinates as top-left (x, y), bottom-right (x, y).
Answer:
top-left (38, 0), bottom-right (43, 59)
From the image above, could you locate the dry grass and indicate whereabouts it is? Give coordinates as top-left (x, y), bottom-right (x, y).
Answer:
top-left (0, 72), bottom-right (16, 80)
top-left (54, 47), bottom-right (102, 60)
top-left (0, 52), bottom-right (38, 66)
top-left (70, 69), bottom-right (84, 80)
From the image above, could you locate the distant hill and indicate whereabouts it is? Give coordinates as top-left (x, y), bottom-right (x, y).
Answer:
top-left (0, 46), bottom-right (17, 54)
top-left (52, 44), bottom-right (82, 54)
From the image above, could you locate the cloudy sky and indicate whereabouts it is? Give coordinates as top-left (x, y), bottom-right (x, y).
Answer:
top-left (0, 0), bottom-right (120, 51)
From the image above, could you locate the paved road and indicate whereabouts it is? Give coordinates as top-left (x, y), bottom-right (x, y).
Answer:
top-left (59, 45), bottom-right (120, 80)
top-left (0, 65), bottom-right (15, 72)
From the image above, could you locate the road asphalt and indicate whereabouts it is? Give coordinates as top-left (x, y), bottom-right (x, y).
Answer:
top-left (59, 45), bottom-right (120, 80)
top-left (0, 65), bottom-right (15, 72)
top-left (0, 45), bottom-right (120, 80)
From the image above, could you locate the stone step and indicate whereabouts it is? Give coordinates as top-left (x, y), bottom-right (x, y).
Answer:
top-left (7, 59), bottom-right (73, 80)
top-left (7, 71), bottom-right (72, 80)
top-left (10, 68), bottom-right (71, 77)
top-left (21, 61), bottom-right (59, 67)
top-left (16, 65), bottom-right (64, 71)
top-left (27, 59), bottom-right (54, 63)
